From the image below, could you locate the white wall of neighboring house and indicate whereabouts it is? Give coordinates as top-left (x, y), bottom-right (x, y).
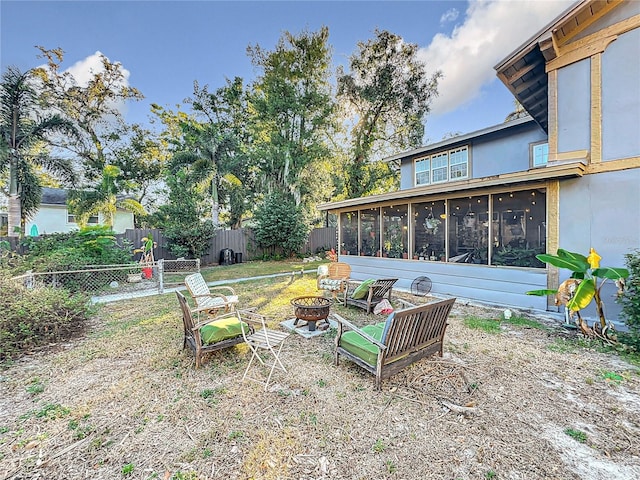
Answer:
top-left (24, 205), bottom-right (134, 235)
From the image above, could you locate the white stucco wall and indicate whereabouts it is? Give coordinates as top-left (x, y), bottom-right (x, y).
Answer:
top-left (25, 205), bottom-right (134, 235)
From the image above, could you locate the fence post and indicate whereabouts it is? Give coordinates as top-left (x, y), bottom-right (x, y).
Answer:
top-left (158, 259), bottom-right (164, 294)
top-left (196, 258), bottom-right (200, 272)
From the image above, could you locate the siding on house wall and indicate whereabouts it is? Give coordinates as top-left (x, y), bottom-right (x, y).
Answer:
top-left (558, 170), bottom-right (640, 328)
top-left (343, 255), bottom-right (548, 311)
top-left (557, 59), bottom-right (591, 153)
top-left (602, 27), bottom-right (640, 161)
top-left (471, 125), bottom-right (546, 178)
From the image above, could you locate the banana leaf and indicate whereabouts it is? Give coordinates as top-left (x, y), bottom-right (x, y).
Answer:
top-left (557, 249), bottom-right (589, 265)
top-left (536, 254), bottom-right (588, 273)
top-left (567, 278), bottom-right (596, 311)
top-left (526, 289), bottom-right (558, 296)
top-left (591, 267), bottom-right (629, 280)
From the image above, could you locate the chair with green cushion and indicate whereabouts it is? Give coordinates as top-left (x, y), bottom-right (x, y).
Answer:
top-left (333, 298), bottom-right (456, 389)
top-left (343, 278), bottom-right (398, 314)
top-left (176, 291), bottom-right (257, 368)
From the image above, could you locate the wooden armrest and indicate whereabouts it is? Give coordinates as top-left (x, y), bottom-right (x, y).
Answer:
top-left (330, 313), bottom-right (387, 350)
top-left (210, 285), bottom-right (237, 295)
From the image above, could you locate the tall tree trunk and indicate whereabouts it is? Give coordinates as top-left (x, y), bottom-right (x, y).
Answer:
top-left (7, 154), bottom-right (21, 237)
top-left (211, 178), bottom-right (220, 229)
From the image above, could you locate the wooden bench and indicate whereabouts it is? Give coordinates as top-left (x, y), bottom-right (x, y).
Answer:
top-left (333, 298), bottom-right (456, 389)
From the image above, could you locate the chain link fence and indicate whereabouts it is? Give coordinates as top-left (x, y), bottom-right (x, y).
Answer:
top-left (9, 258), bottom-right (200, 298)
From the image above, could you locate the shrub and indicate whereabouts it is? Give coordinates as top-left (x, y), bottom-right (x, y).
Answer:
top-left (253, 192), bottom-right (309, 257)
top-left (620, 249), bottom-right (640, 337)
top-left (21, 226), bottom-right (132, 271)
top-left (0, 273), bottom-right (94, 361)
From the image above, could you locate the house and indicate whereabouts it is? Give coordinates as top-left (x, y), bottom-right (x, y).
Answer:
top-left (318, 0), bottom-right (640, 326)
top-left (2, 187), bottom-right (135, 235)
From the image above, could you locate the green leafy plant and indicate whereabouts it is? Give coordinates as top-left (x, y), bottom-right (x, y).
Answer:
top-left (372, 438), bottom-right (386, 453)
top-left (619, 250), bottom-right (640, 336)
top-left (600, 371), bottom-right (624, 384)
top-left (564, 428), bottom-right (587, 443)
top-left (121, 462), bottom-right (135, 476)
top-left (527, 248), bottom-right (629, 337)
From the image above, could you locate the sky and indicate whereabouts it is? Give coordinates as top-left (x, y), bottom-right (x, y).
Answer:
top-left (1, 0), bottom-right (575, 144)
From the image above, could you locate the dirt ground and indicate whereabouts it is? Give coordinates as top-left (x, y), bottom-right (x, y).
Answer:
top-left (1, 278), bottom-right (639, 480)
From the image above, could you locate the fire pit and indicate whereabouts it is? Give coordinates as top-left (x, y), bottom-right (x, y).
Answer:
top-left (290, 296), bottom-right (332, 331)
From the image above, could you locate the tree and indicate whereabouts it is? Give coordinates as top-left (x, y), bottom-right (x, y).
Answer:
top-left (169, 121), bottom-right (231, 229)
top-left (154, 171), bottom-right (215, 259)
top-left (337, 30), bottom-right (441, 198)
top-left (33, 47), bottom-right (143, 181)
top-left (247, 27), bottom-right (336, 211)
top-left (0, 66), bottom-right (77, 236)
top-left (253, 192), bottom-right (309, 258)
top-left (67, 165), bottom-right (145, 227)
top-left (189, 78), bottom-right (256, 229)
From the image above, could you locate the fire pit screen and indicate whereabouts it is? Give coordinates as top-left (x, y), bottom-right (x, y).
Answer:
top-left (290, 296), bottom-right (332, 331)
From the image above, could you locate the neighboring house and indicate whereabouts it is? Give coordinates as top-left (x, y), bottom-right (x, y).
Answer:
top-left (2, 187), bottom-right (134, 235)
top-left (319, 0), bottom-right (639, 326)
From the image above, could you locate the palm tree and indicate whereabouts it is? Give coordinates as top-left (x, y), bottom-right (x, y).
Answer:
top-left (68, 165), bottom-right (146, 228)
top-left (170, 122), bottom-right (233, 229)
top-left (0, 66), bottom-right (77, 236)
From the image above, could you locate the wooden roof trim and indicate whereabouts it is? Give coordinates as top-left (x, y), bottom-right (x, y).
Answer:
top-left (553, 0), bottom-right (621, 48)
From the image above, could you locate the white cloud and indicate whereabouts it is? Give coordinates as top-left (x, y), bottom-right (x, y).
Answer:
top-left (440, 8), bottom-right (460, 25)
top-left (421, 0), bottom-right (574, 116)
top-left (65, 51), bottom-right (130, 88)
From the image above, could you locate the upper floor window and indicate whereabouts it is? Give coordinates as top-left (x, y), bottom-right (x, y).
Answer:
top-left (414, 146), bottom-right (469, 186)
top-left (531, 142), bottom-right (548, 167)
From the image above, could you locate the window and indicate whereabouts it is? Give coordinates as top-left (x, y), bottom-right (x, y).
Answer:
top-left (531, 142), bottom-right (548, 167)
top-left (67, 213), bottom-right (98, 225)
top-left (359, 208), bottom-right (380, 257)
top-left (382, 205), bottom-right (408, 258)
top-left (491, 190), bottom-right (546, 268)
top-left (415, 158), bottom-right (430, 185)
top-left (448, 196), bottom-right (489, 265)
top-left (414, 146), bottom-right (469, 186)
top-left (431, 153), bottom-right (448, 183)
top-left (413, 200), bottom-right (446, 261)
top-left (449, 147), bottom-right (468, 179)
top-left (339, 211), bottom-right (358, 255)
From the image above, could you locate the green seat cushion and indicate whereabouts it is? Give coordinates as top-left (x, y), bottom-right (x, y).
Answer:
top-left (351, 279), bottom-right (374, 299)
top-left (200, 317), bottom-right (248, 345)
top-left (339, 321), bottom-right (386, 365)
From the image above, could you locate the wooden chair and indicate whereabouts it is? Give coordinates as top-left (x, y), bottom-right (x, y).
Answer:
top-left (343, 278), bottom-right (398, 314)
top-left (317, 262), bottom-right (351, 301)
top-left (176, 291), bottom-right (258, 368)
top-left (185, 272), bottom-right (239, 317)
top-left (333, 298), bottom-right (456, 389)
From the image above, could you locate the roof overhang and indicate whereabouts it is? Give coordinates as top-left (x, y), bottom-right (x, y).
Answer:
top-left (494, 1), bottom-right (616, 133)
top-left (318, 161), bottom-right (585, 211)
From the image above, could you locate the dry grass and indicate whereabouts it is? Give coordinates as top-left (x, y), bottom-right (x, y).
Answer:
top-left (1, 274), bottom-right (639, 480)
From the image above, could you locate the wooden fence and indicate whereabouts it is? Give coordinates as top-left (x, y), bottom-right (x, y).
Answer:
top-left (1, 226), bottom-right (337, 265)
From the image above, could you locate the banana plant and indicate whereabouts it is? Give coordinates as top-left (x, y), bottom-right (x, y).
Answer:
top-left (527, 248), bottom-right (629, 335)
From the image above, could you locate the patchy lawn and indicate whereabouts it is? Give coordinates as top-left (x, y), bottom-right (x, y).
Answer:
top-left (1, 275), bottom-right (639, 480)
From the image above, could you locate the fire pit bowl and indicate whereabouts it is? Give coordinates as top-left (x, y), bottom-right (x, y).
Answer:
top-left (290, 296), bottom-right (333, 331)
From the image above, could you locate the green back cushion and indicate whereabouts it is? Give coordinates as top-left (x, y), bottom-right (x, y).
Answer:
top-left (200, 317), bottom-right (247, 345)
top-left (339, 321), bottom-right (386, 365)
top-left (351, 279), bottom-right (374, 299)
